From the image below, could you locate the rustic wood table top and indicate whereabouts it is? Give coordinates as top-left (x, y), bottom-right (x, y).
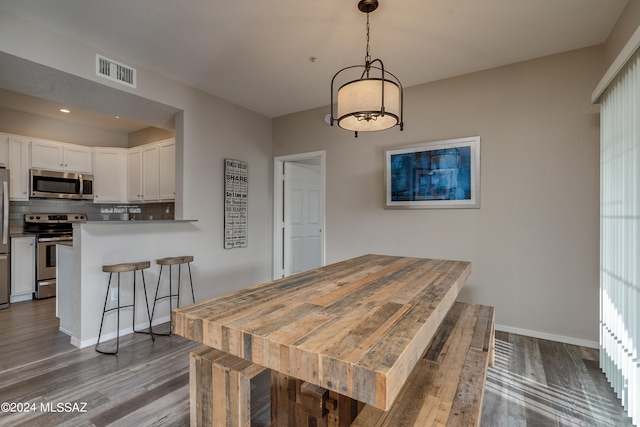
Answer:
top-left (173, 254), bottom-right (471, 410)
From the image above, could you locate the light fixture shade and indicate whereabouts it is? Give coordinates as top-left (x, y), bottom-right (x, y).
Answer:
top-left (336, 78), bottom-right (400, 132)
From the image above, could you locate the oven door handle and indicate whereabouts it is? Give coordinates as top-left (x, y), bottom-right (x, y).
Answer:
top-left (38, 236), bottom-right (73, 243)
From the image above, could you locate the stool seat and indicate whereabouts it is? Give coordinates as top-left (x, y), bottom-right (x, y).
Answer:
top-left (102, 261), bottom-right (151, 273)
top-left (156, 256), bottom-right (194, 266)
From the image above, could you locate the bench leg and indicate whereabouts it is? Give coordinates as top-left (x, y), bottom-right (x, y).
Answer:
top-left (190, 347), bottom-right (266, 427)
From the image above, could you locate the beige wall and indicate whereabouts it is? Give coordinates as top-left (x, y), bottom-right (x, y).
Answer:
top-left (604, 0), bottom-right (640, 69)
top-left (273, 46), bottom-right (602, 346)
top-left (128, 127), bottom-right (175, 147)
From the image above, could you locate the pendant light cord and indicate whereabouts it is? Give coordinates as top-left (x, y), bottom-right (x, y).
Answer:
top-left (365, 12), bottom-right (371, 75)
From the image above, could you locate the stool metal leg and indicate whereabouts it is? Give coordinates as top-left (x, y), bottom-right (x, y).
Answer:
top-left (187, 262), bottom-right (195, 304)
top-left (151, 260), bottom-right (196, 336)
top-left (96, 272), bottom-right (121, 355)
top-left (132, 270), bottom-right (155, 341)
top-left (151, 265), bottom-right (163, 326)
top-left (96, 268), bottom-right (155, 354)
top-left (151, 265), bottom-right (172, 336)
top-left (175, 264), bottom-right (180, 310)
top-left (151, 259), bottom-right (196, 336)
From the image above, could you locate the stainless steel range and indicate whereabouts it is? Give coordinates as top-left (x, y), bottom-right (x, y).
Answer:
top-left (24, 213), bottom-right (87, 299)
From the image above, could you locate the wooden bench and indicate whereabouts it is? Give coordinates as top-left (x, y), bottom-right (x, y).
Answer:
top-left (351, 302), bottom-right (495, 427)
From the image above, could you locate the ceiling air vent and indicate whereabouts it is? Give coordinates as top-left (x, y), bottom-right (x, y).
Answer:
top-left (96, 54), bottom-right (136, 88)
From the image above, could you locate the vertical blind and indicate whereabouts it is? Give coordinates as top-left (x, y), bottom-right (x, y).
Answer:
top-left (600, 47), bottom-right (640, 426)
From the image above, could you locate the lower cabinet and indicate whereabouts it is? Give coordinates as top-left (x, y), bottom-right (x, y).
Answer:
top-left (11, 236), bottom-right (35, 303)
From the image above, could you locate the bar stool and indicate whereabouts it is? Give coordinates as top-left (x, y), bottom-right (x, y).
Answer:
top-left (151, 255), bottom-right (195, 336)
top-left (96, 261), bottom-right (155, 355)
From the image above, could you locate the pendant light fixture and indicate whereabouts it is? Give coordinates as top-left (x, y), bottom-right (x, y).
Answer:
top-left (330, 0), bottom-right (404, 137)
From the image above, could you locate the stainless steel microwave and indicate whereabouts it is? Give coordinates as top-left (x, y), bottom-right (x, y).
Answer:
top-left (30, 169), bottom-right (94, 200)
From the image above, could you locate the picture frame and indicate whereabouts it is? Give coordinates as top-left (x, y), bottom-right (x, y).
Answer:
top-left (385, 136), bottom-right (480, 209)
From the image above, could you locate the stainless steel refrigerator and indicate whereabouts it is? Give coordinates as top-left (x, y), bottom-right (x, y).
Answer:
top-left (0, 168), bottom-right (9, 309)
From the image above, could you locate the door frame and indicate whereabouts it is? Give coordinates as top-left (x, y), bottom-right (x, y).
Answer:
top-left (273, 151), bottom-right (326, 280)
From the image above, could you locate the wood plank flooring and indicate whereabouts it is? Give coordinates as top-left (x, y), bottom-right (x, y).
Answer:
top-left (0, 299), bottom-right (634, 426)
top-left (481, 331), bottom-right (634, 426)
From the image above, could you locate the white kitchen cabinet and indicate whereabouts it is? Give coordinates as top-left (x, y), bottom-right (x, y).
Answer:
top-left (142, 144), bottom-right (160, 201)
top-left (31, 139), bottom-right (60, 170)
top-left (8, 136), bottom-right (30, 201)
top-left (127, 139), bottom-right (175, 202)
top-left (127, 147), bottom-right (143, 202)
top-left (93, 147), bottom-right (127, 203)
top-left (0, 133), bottom-right (9, 167)
top-left (11, 236), bottom-right (35, 303)
top-left (158, 139), bottom-right (175, 200)
top-left (31, 139), bottom-right (93, 173)
top-left (64, 144), bottom-right (93, 173)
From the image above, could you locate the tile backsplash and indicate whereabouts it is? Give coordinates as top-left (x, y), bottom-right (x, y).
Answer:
top-left (9, 199), bottom-right (174, 235)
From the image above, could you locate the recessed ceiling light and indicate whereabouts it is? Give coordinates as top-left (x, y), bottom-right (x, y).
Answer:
top-left (60, 108), bottom-right (70, 113)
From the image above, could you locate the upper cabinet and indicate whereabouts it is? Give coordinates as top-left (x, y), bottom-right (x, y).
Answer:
top-left (158, 139), bottom-right (176, 200)
top-left (93, 147), bottom-right (127, 203)
top-left (0, 133), bottom-right (9, 167)
top-left (8, 136), bottom-right (30, 201)
top-left (142, 143), bottom-right (160, 201)
top-left (0, 131), bottom-right (175, 203)
top-left (31, 139), bottom-right (93, 173)
top-left (128, 138), bottom-right (175, 202)
top-left (127, 147), bottom-right (143, 202)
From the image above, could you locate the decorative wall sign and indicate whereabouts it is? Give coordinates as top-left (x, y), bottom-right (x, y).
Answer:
top-left (385, 136), bottom-right (480, 209)
top-left (224, 158), bottom-right (248, 248)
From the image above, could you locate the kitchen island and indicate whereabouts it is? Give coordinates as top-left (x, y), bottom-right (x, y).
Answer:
top-left (57, 219), bottom-right (198, 348)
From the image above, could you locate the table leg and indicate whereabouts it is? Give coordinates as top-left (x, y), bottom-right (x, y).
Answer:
top-left (271, 371), bottom-right (362, 427)
top-left (189, 347), bottom-right (266, 427)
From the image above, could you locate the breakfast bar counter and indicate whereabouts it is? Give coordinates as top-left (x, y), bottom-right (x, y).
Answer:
top-left (57, 219), bottom-right (200, 348)
top-left (173, 254), bottom-right (472, 424)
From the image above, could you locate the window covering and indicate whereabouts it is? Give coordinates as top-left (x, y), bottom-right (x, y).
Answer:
top-left (600, 46), bottom-right (640, 426)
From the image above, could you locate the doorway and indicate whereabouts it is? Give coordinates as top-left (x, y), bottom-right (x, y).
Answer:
top-left (273, 151), bottom-right (326, 279)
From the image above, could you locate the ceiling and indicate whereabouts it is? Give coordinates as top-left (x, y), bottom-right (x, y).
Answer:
top-left (0, 87), bottom-right (151, 133)
top-left (0, 0), bottom-right (629, 122)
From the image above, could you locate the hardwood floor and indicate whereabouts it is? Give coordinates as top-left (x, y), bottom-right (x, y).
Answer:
top-left (0, 299), bottom-right (634, 426)
top-left (0, 298), bottom-right (77, 373)
top-left (481, 331), bottom-right (634, 427)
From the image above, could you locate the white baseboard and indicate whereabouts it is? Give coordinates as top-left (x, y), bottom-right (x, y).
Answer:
top-left (58, 326), bottom-right (73, 337)
top-left (496, 324), bottom-right (598, 349)
top-left (71, 315), bottom-right (172, 349)
top-left (10, 293), bottom-right (33, 303)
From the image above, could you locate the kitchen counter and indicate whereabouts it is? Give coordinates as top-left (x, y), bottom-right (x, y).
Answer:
top-left (58, 219), bottom-right (201, 348)
top-left (9, 232), bottom-right (36, 238)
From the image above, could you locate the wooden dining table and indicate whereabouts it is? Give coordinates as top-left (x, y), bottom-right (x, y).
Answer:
top-left (173, 254), bottom-right (472, 425)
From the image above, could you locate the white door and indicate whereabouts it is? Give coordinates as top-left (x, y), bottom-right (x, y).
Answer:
top-left (284, 162), bottom-right (323, 276)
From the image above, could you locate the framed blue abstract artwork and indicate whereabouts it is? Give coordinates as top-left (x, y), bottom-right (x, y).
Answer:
top-left (385, 136), bottom-right (480, 209)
